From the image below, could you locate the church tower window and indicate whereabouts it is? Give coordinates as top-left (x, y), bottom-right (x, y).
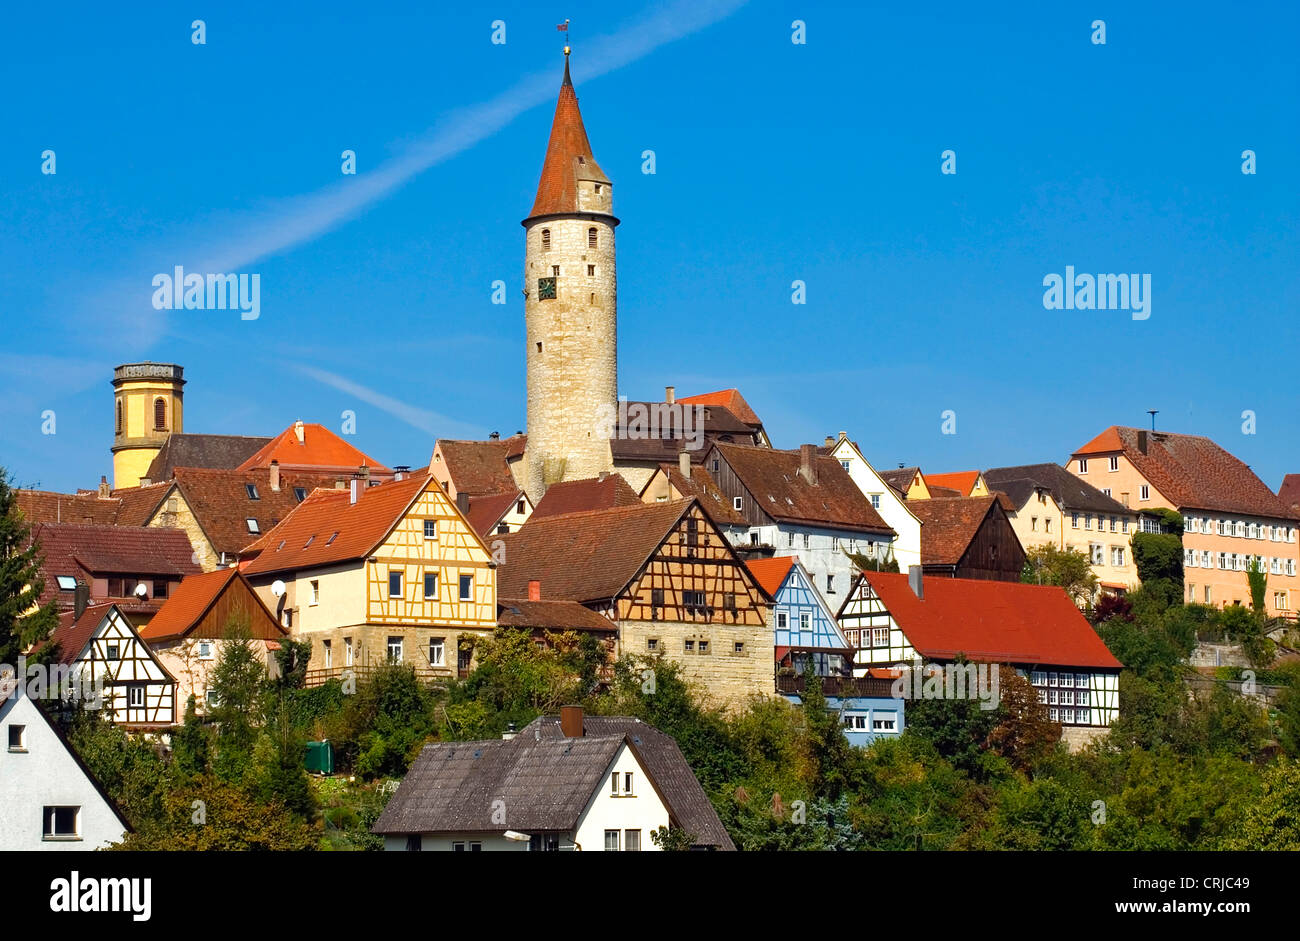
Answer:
top-left (541, 229), bottom-right (550, 251)
top-left (588, 227), bottom-right (598, 248)
top-left (154, 397), bottom-right (167, 431)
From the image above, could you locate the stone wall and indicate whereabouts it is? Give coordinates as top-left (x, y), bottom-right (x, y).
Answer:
top-left (617, 617), bottom-right (772, 711)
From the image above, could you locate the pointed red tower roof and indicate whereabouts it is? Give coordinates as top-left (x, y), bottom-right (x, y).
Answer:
top-left (526, 53), bottom-right (611, 220)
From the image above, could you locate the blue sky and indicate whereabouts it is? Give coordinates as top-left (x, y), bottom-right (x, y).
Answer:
top-left (2, 0), bottom-right (1297, 493)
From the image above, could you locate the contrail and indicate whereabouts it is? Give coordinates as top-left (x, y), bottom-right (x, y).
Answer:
top-left (288, 362), bottom-right (483, 440)
top-left (92, 0), bottom-right (748, 339)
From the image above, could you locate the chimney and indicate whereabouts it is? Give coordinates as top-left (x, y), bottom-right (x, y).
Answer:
top-left (560, 704), bottom-right (584, 738)
top-left (501, 722), bottom-right (517, 741)
top-left (97, 476), bottom-right (110, 499)
top-left (269, 460), bottom-right (280, 492)
top-left (528, 579), bottom-right (541, 601)
top-left (334, 478), bottom-right (346, 490)
top-left (74, 580), bottom-right (90, 619)
top-left (350, 478), bottom-right (358, 504)
top-left (678, 449), bottom-right (691, 479)
top-left (393, 465), bottom-right (410, 482)
top-left (1136, 430), bottom-right (1148, 455)
top-left (823, 436), bottom-right (834, 448)
top-left (456, 492), bottom-right (470, 514)
top-left (138, 477), bottom-right (152, 488)
top-left (598, 470), bottom-right (608, 482)
top-left (359, 464), bottom-right (371, 484)
top-left (489, 431), bottom-right (500, 441)
top-left (838, 430), bottom-right (847, 441)
top-left (665, 386), bottom-right (675, 405)
top-left (294, 420), bottom-right (305, 444)
top-left (908, 565), bottom-right (924, 600)
top-left (800, 444), bottom-right (818, 485)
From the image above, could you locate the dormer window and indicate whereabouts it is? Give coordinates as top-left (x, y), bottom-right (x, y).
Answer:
top-left (246, 518), bottom-right (260, 534)
top-left (246, 483), bottom-right (260, 500)
top-left (56, 576), bottom-right (77, 591)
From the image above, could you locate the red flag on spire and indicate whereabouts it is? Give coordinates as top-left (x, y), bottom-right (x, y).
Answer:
top-left (556, 22), bottom-right (569, 31)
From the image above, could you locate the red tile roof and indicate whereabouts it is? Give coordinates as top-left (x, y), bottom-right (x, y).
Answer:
top-left (531, 475), bottom-right (641, 521)
top-left (237, 422), bottom-right (390, 474)
top-left (435, 438), bottom-right (523, 496)
top-left (496, 500), bottom-right (695, 603)
top-left (140, 568), bottom-right (286, 642)
top-left (1071, 426), bottom-right (1296, 519)
top-left (466, 490), bottom-right (524, 539)
top-left (711, 443), bottom-right (894, 535)
top-left (656, 463), bottom-right (747, 526)
top-left (924, 471), bottom-right (981, 496)
top-left (1279, 474), bottom-right (1300, 514)
top-left (46, 603), bottom-right (118, 665)
top-left (745, 556), bottom-right (795, 598)
top-left (880, 467), bottom-right (922, 497)
top-left (240, 474), bottom-right (437, 576)
top-left (16, 482), bottom-right (172, 527)
top-left (30, 523), bottom-right (201, 606)
top-left (907, 496), bottom-right (1010, 566)
top-left (862, 571), bottom-right (1122, 669)
top-left (527, 57), bottom-right (610, 219)
top-left (171, 466), bottom-right (342, 557)
top-left (496, 599), bottom-right (618, 633)
top-left (676, 389), bottom-right (763, 428)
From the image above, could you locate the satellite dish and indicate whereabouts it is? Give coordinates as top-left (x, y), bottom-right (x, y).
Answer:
top-left (271, 580), bottom-right (287, 598)
top-left (134, 582), bottom-right (149, 599)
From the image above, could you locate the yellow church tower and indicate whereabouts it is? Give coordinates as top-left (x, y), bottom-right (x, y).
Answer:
top-left (111, 362), bottom-right (184, 489)
top-left (521, 48), bottom-right (618, 502)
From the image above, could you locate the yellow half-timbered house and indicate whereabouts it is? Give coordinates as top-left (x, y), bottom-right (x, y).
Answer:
top-left (239, 474), bottom-right (498, 681)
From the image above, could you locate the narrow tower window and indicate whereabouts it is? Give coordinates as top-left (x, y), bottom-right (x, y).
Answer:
top-left (154, 397), bottom-right (167, 431)
top-left (115, 400), bottom-right (123, 434)
top-left (541, 229), bottom-right (550, 251)
top-left (588, 227), bottom-right (598, 248)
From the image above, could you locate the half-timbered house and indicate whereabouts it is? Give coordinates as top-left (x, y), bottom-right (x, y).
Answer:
top-left (907, 494), bottom-right (1026, 581)
top-left (42, 603), bottom-right (175, 727)
top-left (638, 452), bottom-right (749, 542)
top-left (700, 442), bottom-right (896, 601)
top-left (239, 474), bottom-right (498, 682)
top-left (745, 556), bottom-right (851, 680)
top-left (140, 567), bottom-right (287, 714)
top-left (495, 499), bottom-right (772, 706)
top-left (838, 567), bottom-right (1121, 748)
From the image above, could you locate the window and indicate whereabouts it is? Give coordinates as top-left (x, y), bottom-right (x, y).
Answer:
top-left (1205, 586), bottom-right (1212, 604)
top-left (206, 689), bottom-right (220, 708)
top-left (310, 580), bottom-right (320, 605)
top-left (1108, 456), bottom-right (1119, 472)
top-left (787, 532), bottom-right (795, 547)
top-left (345, 637), bottom-right (353, 666)
top-left (424, 572), bottom-right (438, 600)
top-left (452, 841), bottom-right (466, 851)
top-left (551, 265), bottom-right (560, 276)
top-left (294, 487), bottom-right (308, 502)
top-left (387, 637), bottom-right (403, 663)
top-left (872, 712), bottom-right (897, 732)
top-left (733, 496), bottom-right (743, 511)
top-left (698, 640), bottom-right (710, 655)
top-left (1185, 548), bottom-right (1196, 567)
top-left (43, 806), bottom-right (80, 840)
top-left (587, 264), bottom-right (595, 276)
top-left (1072, 513), bottom-right (1079, 529)
top-left (246, 518), bottom-right (260, 534)
top-left (537, 276), bottom-right (556, 300)
top-left (1275, 592), bottom-right (1289, 611)
top-left (684, 639), bottom-right (695, 653)
top-left (516, 499), bottom-right (525, 514)
top-left (8, 724), bottom-right (26, 751)
top-left (56, 576), bottom-right (77, 591)
top-left (802, 533), bottom-right (810, 549)
top-left (321, 639), bottom-right (333, 669)
top-left (776, 612), bottom-right (788, 630)
top-left (115, 399), bottom-right (122, 434)
top-left (734, 641), bottom-right (745, 654)
top-left (327, 531), bottom-right (338, 544)
top-left (1110, 516), bottom-right (1117, 532)
top-left (1090, 544), bottom-right (1103, 565)
top-left (1085, 514), bottom-right (1092, 530)
top-left (196, 640), bottom-right (214, 660)
top-left (724, 592), bottom-right (736, 612)
top-left (1122, 518), bottom-right (1129, 533)
top-left (1045, 518), bottom-right (1052, 533)
top-left (588, 227), bottom-right (598, 248)
top-left (105, 643), bottom-right (120, 660)
top-left (872, 626), bottom-right (889, 648)
top-left (605, 830), bottom-right (620, 852)
top-left (825, 574), bottom-right (835, 594)
top-left (646, 638), bottom-right (658, 651)
top-left (540, 228), bottom-right (550, 250)
top-left (610, 772), bottom-right (619, 795)
top-left (154, 397), bottom-right (167, 431)
top-left (127, 684), bottom-right (145, 708)
top-left (1031, 517), bottom-right (1038, 532)
top-left (1111, 546), bottom-right (1125, 567)
top-left (1078, 459), bottom-right (1088, 473)
top-left (424, 519), bottom-right (437, 540)
top-left (428, 637), bottom-right (445, 666)
top-left (624, 829), bottom-right (641, 852)
top-left (1140, 485), bottom-right (1150, 501)
top-left (153, 579), bottom-right (169, 599)
top-left (405, 835), bottom-right (422, 851)
top-left (683, 590), bottom-right (706, 614)
top-left (459, 574), bottom-right (473, 601)
top-left (245, 483), bottom-right (260, 500)
top-left (624, 772), bottom-right (634, 795)
top-left (799, 612), bottom-right (812, 633)
top-left (388, 571), bottom-right (402, 598)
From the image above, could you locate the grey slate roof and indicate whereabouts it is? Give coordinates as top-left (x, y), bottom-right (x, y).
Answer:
top-left (984, 462), bottom-right (1128, 516)
top-left (372, 735), bottom-right (624, 835)
top-left (523, 715), bottom-right (735, 850)
top-left (144, 433), bottom-right (272, 481)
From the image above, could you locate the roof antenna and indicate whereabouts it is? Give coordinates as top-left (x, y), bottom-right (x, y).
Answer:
top-left (1147, 409), bottom-right (1158, 432)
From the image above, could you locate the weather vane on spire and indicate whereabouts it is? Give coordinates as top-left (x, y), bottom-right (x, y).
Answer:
top-left (557, 18), bottom-right (571, 56)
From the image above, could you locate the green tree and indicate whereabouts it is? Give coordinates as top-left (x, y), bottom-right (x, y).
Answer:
top-left (208, 616), bottom-right (267, 782)
top-left (1131, 528), bottom-right (1184, 605)
top-left (650, 824), bottom-right (697, 851)
top-left (1021, 544), bottom-right (1099, 607)
top-left (1223, 760), bottom-right (1300, 850)
top-left (0, 469), bottom-right (59, 664)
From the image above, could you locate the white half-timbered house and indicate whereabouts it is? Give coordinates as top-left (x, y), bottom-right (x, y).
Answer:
top-left (42, 602), bottom-right (176, 727)
top-left (838, 567), bottom-right (1121, 742)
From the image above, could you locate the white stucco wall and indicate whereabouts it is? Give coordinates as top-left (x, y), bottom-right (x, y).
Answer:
top-left (0, 688), bottom-right (128, 850)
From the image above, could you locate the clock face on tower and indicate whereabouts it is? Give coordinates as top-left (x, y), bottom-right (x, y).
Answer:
top-left (537, 277), bottom-right (557, 300)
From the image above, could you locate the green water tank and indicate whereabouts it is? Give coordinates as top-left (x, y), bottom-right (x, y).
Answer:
top-left (304, 740), bottom-right (334, 775)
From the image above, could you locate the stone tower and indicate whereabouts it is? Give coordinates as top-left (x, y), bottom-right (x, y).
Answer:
top-left (521, 50), bottom-right (618, 502)
top-left (111, 362), bottom-right (184, 489)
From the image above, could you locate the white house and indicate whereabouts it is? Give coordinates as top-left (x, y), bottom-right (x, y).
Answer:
top-left (827, 433), bottom-right (922, 572)
top-left (373, 708), bottom-right (734, 851)
top-left (0, 681), bottom-right (130, 850)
